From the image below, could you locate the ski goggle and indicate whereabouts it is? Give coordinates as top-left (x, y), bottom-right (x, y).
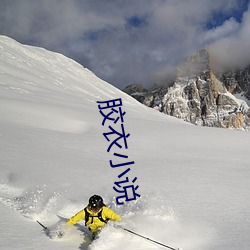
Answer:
top-left (90, 204), bottom-right (101, 212)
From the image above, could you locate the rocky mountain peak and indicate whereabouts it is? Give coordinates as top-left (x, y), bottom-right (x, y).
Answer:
top-left (123, 49), bottom-right (250, 130)
top-left (177, 49), bottom-right (210, 78)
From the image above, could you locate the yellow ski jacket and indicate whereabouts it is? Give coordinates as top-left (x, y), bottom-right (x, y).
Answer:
top-left (67, 206), bottom-right (121, 233)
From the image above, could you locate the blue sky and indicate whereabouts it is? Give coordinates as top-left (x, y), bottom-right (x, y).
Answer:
top-left (0, 0), bottom-right (249, 89)
top-left (205, 0), bottom-right (249, 28)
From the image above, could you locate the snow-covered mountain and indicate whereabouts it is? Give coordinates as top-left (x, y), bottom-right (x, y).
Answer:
top-left (0, 36), bottom-right (250, 250)
top-left (124, 49), bottom-right (250, 130)
top-left (217, 65), bottom-right (250, 100)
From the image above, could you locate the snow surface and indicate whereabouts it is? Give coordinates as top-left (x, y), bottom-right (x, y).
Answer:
top-left (0, 35), bottom-right (250, 250)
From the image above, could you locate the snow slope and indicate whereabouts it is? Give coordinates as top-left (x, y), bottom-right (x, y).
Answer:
top-left (0, 36), bottom-right (250, 250)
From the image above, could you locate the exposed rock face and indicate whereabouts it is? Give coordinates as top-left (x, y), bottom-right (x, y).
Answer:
top-left (217, 66), bottom-right (250, 99)
top-left (123, 49), bottom-right (250, 130)
top-left (123, 84), bottom-right (147, 103)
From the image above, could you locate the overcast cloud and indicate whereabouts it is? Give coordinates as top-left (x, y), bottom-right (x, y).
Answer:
top-left (0, 0), bottom-right (249, 89)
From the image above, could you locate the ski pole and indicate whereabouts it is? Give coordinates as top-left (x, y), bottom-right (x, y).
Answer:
top-left (122, 227), bottom-right (180, 250)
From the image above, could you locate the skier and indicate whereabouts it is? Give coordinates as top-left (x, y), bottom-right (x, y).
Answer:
top-left (66, 194), bottom-right (121, 239)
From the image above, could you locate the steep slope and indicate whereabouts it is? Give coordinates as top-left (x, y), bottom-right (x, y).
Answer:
top-left (0, 36), bottom-right (250, 250)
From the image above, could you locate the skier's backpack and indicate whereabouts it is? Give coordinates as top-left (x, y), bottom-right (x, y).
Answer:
top-left (84, 206), bottom-right (109, 226)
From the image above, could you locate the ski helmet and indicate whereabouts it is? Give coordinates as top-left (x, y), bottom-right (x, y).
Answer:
top-left (89, 195), bottom-right (104, 210)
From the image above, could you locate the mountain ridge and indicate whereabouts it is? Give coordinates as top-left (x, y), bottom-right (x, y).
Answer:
top-left (123, 49), bottom-right (250, 130)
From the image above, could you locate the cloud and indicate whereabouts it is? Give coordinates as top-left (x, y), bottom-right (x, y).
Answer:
top-left (200, 18), bottom-right (240, 45)
top-left (0, 0), bottom-right (249, 89)
top-left (209, 4), bottom-right (250, 69)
